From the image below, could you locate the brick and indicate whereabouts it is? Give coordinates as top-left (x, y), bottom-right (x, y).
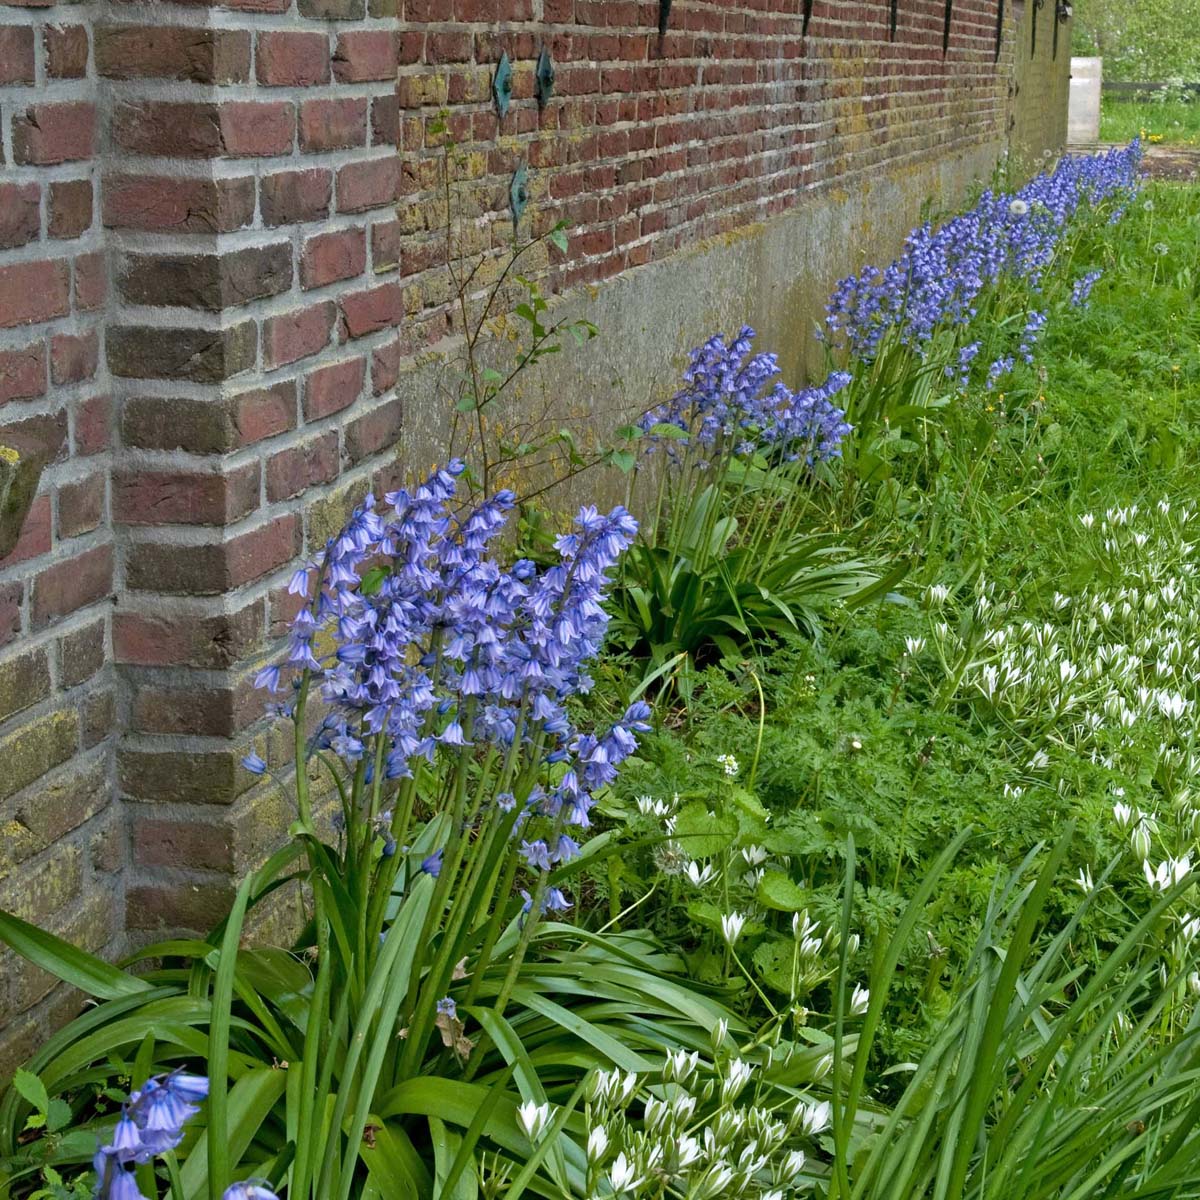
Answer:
top-left (0, 26), bottom-right (35, 83)
top-left (298, 0), bottom-right (364, 20)
top-left (2, 411), bottom-right (69, 470)
top-left (257, 30), bottom-right (330, 86)
top-left (0, 649), bottom-right (51, 725)
top-left (119, 244), bottom-right (292, 311)
top-left (339, 282), bottom-right (402, 339)
top-left (12, 103), bottom-right (96, 165)
top-left (299, 98), bottom-right (368, 153)
top-left (0, 757), bottom-right (106, 874)
top-left (332, 30), bottom-right (396, 82)
top-left (336, 157), bottom-right (401, 212)
top-left (122, 395), bottom-right (232, 454)
top-left (95, 24), bottom-right (250, 83)
top-left (103, 174), bottom-right (255, 234)
top-left (129, 676), bottom-right (258, 738)
top-left (345, 396), bottom-right (402, 462)
top-left (0, 261), bottom-right (71, 328)
top-left (112, 101), bottom-right (293, 159)
top-left (371, 94), bottom-right (399, 148)
top-left (113, 463), bottom-right (260, 527)
top-left (371, 336), bottom-right (401, 395)
top-left (82, 689), bottom-right (114, 747)
top-left (263, 302), bottom-right (335, 369)
top-left (59, 619), bottom-right (105, 686)
top-left (0, 585), bottom-right (20, 649)
top-left (304, 356), bottom-right (365, 420)
top-left (266, 431), bottom-right (339, 501)
top-left (301, 227), bottom-right (367, 290)
top-left (73, 253), bottom-right (107, 310)
top-left (44, 24), bottom-right (88, 78)
top-left (0, 184), bottom-right (41, 251)
top-left (0, 710), bottom-right (78, 803)
top-left (31, 544), bottom-right (113, 629)
top-left (57, 474), bottom-right (105, 538)
top-left (261, 169), bottom-right (332, 226)
top-left (107, 323), bottom-right (257, 383)
top-left (48, 178), bottom-right (93, 239)
top-left (232, 381), bottom-right (298, 446)
top-left (114, 603), bottom-right (262, 669)
top-left (0, 344), bottom-right (46, 403)
top-left (119, 746), bottom-right (244, 805)
top-left (0, 495), bottom-right (51, 569)
top-left (125, 513), bottom-right (299, 594)
top-left (49, 330), bottom-right (99, 386)
top-left (74, 394), bottom-right (110, 454)
top-left (125, 882), bottom-right (237, 932)
top-left (371, 218), bottom-right (401, 272)
top-left (132, 818), bottom-right (233, 871)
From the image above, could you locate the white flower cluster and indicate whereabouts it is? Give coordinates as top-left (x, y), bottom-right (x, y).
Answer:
top-left (929, 500), bottom-right (1200, 966)
top-left (582, 1045), bottom-right (827, 1198)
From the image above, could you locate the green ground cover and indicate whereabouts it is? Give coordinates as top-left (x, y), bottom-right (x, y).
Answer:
top-left (1101, 96), bottom-right (1200, 145)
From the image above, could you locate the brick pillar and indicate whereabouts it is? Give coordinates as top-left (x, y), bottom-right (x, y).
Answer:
top-left (0, 0), bottom-right (121, 1074)
top-left (97, 2), bottom-right (403, 935)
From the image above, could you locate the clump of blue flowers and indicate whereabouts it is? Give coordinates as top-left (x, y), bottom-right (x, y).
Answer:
top-left (824, 142), bottom-right (1142, 360)
top-left (640, 326), bottom-right (852, 464)
top-left (249, 459), bottom-right (644, 915)
top-left (93, 1072), bottom-right (277, 1200)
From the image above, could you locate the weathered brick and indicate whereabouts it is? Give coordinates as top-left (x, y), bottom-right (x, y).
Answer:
top-left (103, 175), bottom-right (256, 234)
top-left (336, 157), bottom-right (401, 212)
top-left (257, 30), bottom-right (330, 86)
top-left (125, 513), bottom-right (299, 594)
top-left (49, 330), bottom-right (99, 386)
top-left (47, 178), bottom-right (94, 239)
top-left (114, 603), bottom-right (261, 669)
top-left (125, 881), bottom-right (237, 932)
top-left (301, 226), bottom-right (367, 290)
top-left (31, 544), bottom-right (113, 629)
top-left (59, 619), bottom-right (106, 687)
top-left (0, 184), bottom-right (41, 250)
top-left (0, 344), bottom-right (46, 403)
top-left (0, 261), bottom-right (71, 329)
top-left (0, 494), bottom-right (51, 568)
top-left (371, 218), bottom-right (401, 272)
top-left (118, 747), bottom-right (244, 805)
top-left (332, 30), bottom-right (396, 82)
top-left (112, 100), bottom-right (293, 158)
top-left (0, 757), bottom-right (106, 874)
top-left (0, 710), bottom-right (79, 803)
top-left (0, 26), bottom-right (35, 83)
top-left (0, 585), bottom-right (20, 650)
top-left (132, 817), bottom-right (233, 872)
top-left (44, 24), bottom-right (88, 78)
top-left (130, 676), bottom-right (258, 737)
top-left (262, 302), bottom-right (335, 368)
top-left (118, 245), bottom-right (292, 311)
top-left (57, 473), bottom-right (105, 538)
top-left (231, 381), bottom-right (298, 446)
top-left (12, 102), bottom-right (96, 165)
top-left (95, 24), bottom-right (250, 83)
top-left (113, 463), bottom-right (260, 527)
top-left (371, 336), bottom-right (401, 395)
top-left (82, 689), bottom-right (114, 748)
top-left (73, 253), bottom-right (107, 310)
top-left (299, 0), bottom-right (364, 21)
top-left (0, 649), bottom-right (51, 726)
top-left (339, 282), bottom-right (402, 339)
top-left (261, 168), bottom-right (332, 226)
top-left (107, 323), bottom-right (257, 383)
top-left (74, 393), bottom-right (110, 454)
top-left (345, 396), bottom-right (403, 462)
top-left (304, 356), bottom-right (365, 420)
top-left (266, 431), bottom-right (340, 501)
top-left (299, 98), bottom-right (367, 153)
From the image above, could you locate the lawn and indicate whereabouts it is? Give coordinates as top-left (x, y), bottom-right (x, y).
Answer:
top-left (1101, 95), bottom-right (1200, 144)
top-left (6, 147), bottom-right (1200, 1200)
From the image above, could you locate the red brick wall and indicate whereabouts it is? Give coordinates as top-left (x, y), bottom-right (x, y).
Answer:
top-left (396, 0), bottom-right (1053, 348)
top-left (0, 0), bottom-right (1070, 1067)
top-left (0, 0), bottom-right (120, 1072)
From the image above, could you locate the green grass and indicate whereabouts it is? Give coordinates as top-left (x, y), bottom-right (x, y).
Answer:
top-left (1100, 96), bottom-right (1200, 145)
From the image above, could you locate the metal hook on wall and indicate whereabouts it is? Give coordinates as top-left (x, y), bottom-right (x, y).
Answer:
top-left (943, 0), bottom-right (953, 54)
